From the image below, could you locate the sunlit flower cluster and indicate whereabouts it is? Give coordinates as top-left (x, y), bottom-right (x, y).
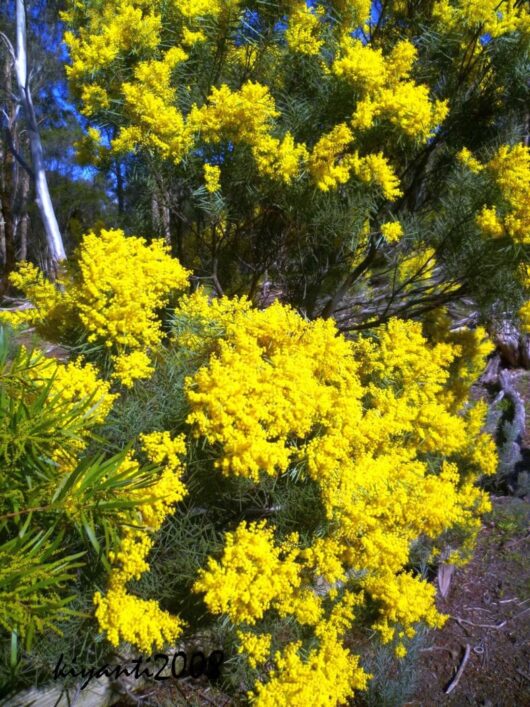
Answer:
top-left (432, 0), bottom-right (529, 39)
top-left (22, 352), bottom-right (117, 472)
top-left (183, 293), bottom-right (496, 702)
top-left (459, 144), bottom-right (530, 244)
top-left (308, 124), bottom-right (402, 198)
top-left (5, 229), bottom-right (190, 387)
top-left (62, 1), bottom-right (445, 198)
top-left (336, 37), bottom-right (449, 141)
top-left (381, 221), bottom-right (404, 242)
top-left (94, 432), bottom-right (187, 652)
top-left (519, 266), bottom-right (530, 333)
top-left (285, 3), bottom-right (325, 56)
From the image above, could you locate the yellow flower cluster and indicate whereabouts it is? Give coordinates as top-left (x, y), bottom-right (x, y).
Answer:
top-left (94, 585), bottom-right (184, 652)
top-left (186, 299), bottom-right (355, 480)
top-left (248, 592), bottom-right (370, 705)
top-left (94, 432), bottom-right (187, 652)
top-left (0, 262), bottom-right (75, 337)
top-left (189, 82), bottom-right (278, 144)
top-left (80, 85), bottom-right (110, 115)
top-left (114, 46), bottom-right (191, 163)
top-left (432, 0), bottom-right (529, 39)
top-left (45, 358), bottom-right (116, 426)
top-left (462, 144), bottom-right (530, 244)
top-left (236, 631), bottom-right (272, 669)
top-left (285, 3), bottom-right (325, 56)
top-left (333, 39), bottom-right (388, 92)
top-left (63, 1), bottom-right (161, 82)
top-left (519, 266), bottom-right (530, 334)
top-left (308, 124), bottom-right (402, 198)
top-left (23, 353), bottom-right (117, 472)
top-left (139, 430), bottom-right (186, 474)
top-left (111, 351), bottom-right (155, 389)
top-left (457, 147), bottom-right (483, 174)
top-left (353, 152), bottom-right (403, 201)
top-left (476, 206), bottom-right (504, 238)
top-left (193, 521), bottom-right (307, 625)
top-left (363, 571), bottom-right (444, 650)
top-left (185, 294), bottom-right (495, 697)
top-left (335, 37), bottom-right (449, 141)
top-left (250, 632), bottom-right (369, 707)
top-left (381, 221), bottom-right (404, 242)
top-left (76, 229), bottom-right (189, 350)
top-left (368, 82), bottom-right (449, 141)
top-left (484, 144), bottom-right (530, 244)
top-left (188, 83), bottom-right (309, 184)
top-left (252, 132), bottom-right (309, 185)
top-left (177, 0), bottom-right (240, 21)
top-left (6, 229), bottom-right (190, 387)
top-left (203, 163), bottom-right (221, 193)
top-left (62, 3), bottom-right (428, 194)
top-left (309, 123), bottom-right (355, 190)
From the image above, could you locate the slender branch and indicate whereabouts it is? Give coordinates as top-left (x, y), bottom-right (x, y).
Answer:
top-left (444, 644), bottom-right (471, 695)
top-left (319, 238), bottom-right (378, 319)
top-left (0, 32), bottom-right (16, 64)
top-left (3, 125), bottom-right (35, 180)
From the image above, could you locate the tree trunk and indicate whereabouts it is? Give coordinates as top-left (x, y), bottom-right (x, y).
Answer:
top-left (493, 321), bottom-right (530, 370)
top-left (115, 159), bottom-right (124, 215)
top-left (16, 162), bottom-right (30, 261)
top-left (1, 50), bottom-right (17, 293)
top-left (14, 0), bottom-right (65, 268)
top-left (152, 192), bottom-right (171, 245)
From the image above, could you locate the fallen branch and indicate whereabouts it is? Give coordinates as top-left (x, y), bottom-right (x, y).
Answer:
top-left (445, 644), bottom-right (471, 695)
top-left (452, 616), bottom-right (507, 629)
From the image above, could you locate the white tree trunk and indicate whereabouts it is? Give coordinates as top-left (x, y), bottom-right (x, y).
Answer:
top-left (14, 0), bottom-right (66, 265)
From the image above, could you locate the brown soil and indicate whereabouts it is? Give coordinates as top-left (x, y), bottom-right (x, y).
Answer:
top-left (409, 496), bottom-right (530, 707)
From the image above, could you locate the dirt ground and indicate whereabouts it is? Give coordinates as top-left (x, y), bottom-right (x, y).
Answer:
top-left (408, 496), bottom-right (530, 707)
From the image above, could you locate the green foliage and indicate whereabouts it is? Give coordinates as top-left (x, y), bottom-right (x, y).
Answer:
top-left (61, 0), bottom-right (530, 328)
top-left (0, 326), bottom-right (162, 689)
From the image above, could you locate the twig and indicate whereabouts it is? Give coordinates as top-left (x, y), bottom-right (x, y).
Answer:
top-left (452, 616), bottom-right (507, 629)
top-left (445, 644), bottom-right (471, 695)
top-left (512, 607), bottom-right (530, 621)
top-left (419, 645), bottom-right (454, 655)
top-left (200, 690), bottom-right (222, 706)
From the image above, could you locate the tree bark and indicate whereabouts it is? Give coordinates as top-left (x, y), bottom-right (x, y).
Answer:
top-left (14, 0), bottom-right (66, 268)
top-left (0, 54), bottom-right (16, 293)
top-left (16, 160), bottom-right (30, 261)
top-left (115, 159), bottom-right (124, 215)
top-left (492, 321), bottom-right (530, 370)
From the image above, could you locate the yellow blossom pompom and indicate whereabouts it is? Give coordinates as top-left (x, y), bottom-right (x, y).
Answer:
top-left (250, 634), bottom-right (370, 706)
top-left (76, 228), bottom-right (190, 350)
top-left (203, 163), bottom-right (221, 192)
top-left (457, 147), bottom-right (484, 173)
top-left (286, 3), bottom-right (325, 56)
top-left (94, 587), bottom-right (184, 652)
top-left (237, 631), bottom-right (272, 669)
top-left (112, 350), bottom-right (155, 387)
top-left (381, 221), bottom-right (404, 242)
top-left (476, 205), bottom-right (504, 238)
top-left (193, 521), bottom-right (302, 625)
